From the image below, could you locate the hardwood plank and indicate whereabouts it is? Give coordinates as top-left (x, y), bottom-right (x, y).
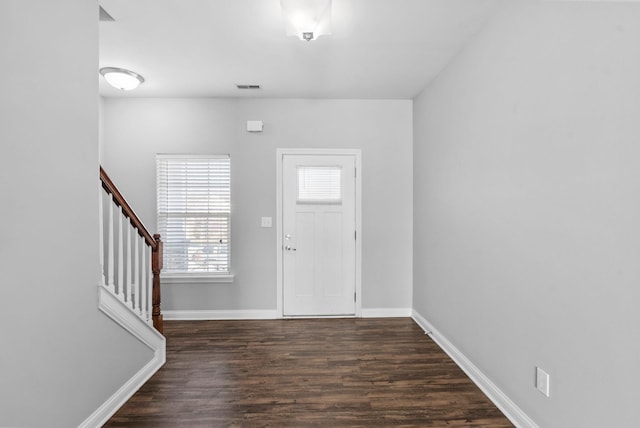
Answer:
top-left (104, 318), bottom-right (513, 427)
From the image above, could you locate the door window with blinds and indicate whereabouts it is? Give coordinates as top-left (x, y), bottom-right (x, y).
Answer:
top-left (297, 166), bottom-right (342, 203)
top-left (157, 155), bottom-right (230, 275)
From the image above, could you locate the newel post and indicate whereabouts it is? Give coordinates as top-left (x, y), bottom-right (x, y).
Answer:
top-left (152, 234), bottom-right (164, 334)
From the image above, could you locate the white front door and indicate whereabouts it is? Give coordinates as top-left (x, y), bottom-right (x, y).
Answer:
top-left (282, 154), bottom-right (356, 316)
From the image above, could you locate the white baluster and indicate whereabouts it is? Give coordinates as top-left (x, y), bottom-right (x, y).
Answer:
top-left (141, 242), bottom-right (147, 320)
top-left (135, 234), bottom-right (141, 316)
top-left (107, 195), bottom-right (115, 293)
top-left (126, 220), bottom-right (132, 306)
top-left (98, 185), bottom-right (106, 286)
top-left (117, 207), bottom-right (124, 300)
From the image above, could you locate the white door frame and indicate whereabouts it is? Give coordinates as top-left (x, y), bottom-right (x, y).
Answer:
top-left (276, 148), bottom-right (362, 318)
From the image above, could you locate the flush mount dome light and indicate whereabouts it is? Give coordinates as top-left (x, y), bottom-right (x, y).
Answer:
top-left (99, 67), bottom-right (145, 90)
top-left (281, 0), bottom-right (332, 42)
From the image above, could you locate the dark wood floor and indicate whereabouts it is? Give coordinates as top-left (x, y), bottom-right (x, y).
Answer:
top-left (104, 318), bottom-right (513, 427)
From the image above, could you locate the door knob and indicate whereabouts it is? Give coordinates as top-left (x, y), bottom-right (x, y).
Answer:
top-left (285, 246), bottom-right (297, 251)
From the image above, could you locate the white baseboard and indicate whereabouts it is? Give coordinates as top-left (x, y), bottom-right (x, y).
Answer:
top-left (411, 310), bottom-right (539, 428)
top-left (163, 309), bottom-right (278, 320)
top-left (80, 286), bottom-right (167, 428)
top-left (164, 308), bottom-right (411, 320)
top-left (78, 346), bottom-right (165, 428)
top-left (362, 307), bottom-right (412, 318)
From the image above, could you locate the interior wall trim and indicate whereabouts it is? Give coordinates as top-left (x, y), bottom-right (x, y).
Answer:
top-left (163, 309), bottom-right (279, 320)
top-left (79, 286), bottom-right (166, 428)
top-left (411, 309), bottom-right (539, 428)
top-left (78, 349), bottom-right (165, 428)
top-left (164, 308), bottom-right (413, 320)
top-left (361, 308), bottom-right (412, 318)
top-left (97, 285), bottom-right (166, 349)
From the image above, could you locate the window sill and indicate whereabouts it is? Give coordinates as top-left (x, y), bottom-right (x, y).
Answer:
top-left (161, 273), bottom-right (235, 285)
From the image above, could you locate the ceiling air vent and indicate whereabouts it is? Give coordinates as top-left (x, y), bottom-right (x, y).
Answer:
top-left (99, 6), bottom-right (115, 22)
top-left (236, 84), bottom-right (261, 90)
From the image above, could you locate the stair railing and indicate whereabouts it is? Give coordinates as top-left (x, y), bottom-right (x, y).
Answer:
top-left (99, 166), bottom-right (163, 334)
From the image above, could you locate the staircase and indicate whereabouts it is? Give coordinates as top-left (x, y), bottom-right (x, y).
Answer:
top-left (79, 167), bottom-right (167, 428)
top-left (98, 166), bottom-right (164, 333)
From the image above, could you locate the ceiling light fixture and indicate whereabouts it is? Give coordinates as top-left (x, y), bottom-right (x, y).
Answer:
top-left (99, 67), bottom-right (145, 90)
top-left (281, 0), bottom-right (332, 42)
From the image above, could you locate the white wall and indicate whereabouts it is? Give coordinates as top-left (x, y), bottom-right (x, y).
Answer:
top-left (99, 96), bottom-right (105, 162)
top-left (413, 2), bottom-right (640, 427)
top-left (0, 2), bottom-right (154, 427)
top-left (102, 98), bottom-right (413, 312)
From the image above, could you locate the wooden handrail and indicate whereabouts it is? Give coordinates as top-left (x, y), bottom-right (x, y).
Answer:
top-left (100, 166), bottom-right (157, 250)
top-left (100, 166), bottom-right (163, 334)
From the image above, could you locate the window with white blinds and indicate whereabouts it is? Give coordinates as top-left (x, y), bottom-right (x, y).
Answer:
top-left (157, 155), bottom-right (230, 274)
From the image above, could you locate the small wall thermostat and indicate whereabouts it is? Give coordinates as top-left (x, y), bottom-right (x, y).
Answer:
top-left (246, 120), bottom-right (264, 133)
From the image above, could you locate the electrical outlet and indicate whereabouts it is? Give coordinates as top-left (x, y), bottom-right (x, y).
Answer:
top-left (536, 367), bottom-right (550, 397)
top-left (261, 217), bottom-right (272, 228)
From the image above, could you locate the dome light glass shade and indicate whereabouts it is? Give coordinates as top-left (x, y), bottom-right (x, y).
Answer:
top-left (281, 0), bottom-right (332, 41)
top-left (100, 67), bottom-right (145, 90)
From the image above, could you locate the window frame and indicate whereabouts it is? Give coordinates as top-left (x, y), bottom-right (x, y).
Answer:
top-left (157, 154), bottom-right (234, 284)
